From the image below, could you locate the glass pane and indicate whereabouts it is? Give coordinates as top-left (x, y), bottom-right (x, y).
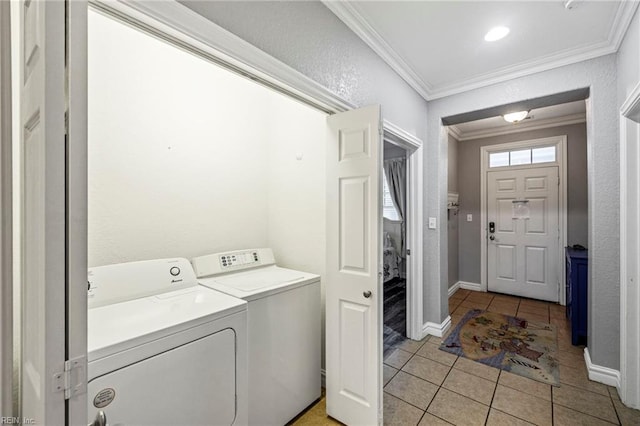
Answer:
top-left (489, 152), bottom-right (509, 168)
top-left (532, 146), bottom-right (556, 164)
top-left (510, 149), bottom-right (531, 165)
top-left (382, 173), bottom-right (399, 220)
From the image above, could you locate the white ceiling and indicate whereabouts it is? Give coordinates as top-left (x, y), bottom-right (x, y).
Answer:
top-left (325, 1), bottom-right (639, 100)
top-left (450, 100), bottom-right (586, 140)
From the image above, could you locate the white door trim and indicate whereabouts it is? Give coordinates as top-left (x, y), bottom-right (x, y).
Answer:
top-left (0, 0), bottom-right (13, 413)
top-left (383, 120), bottom-right (424, 341)
top-left (67, 1), bottom-right (89, 423)
top-left (480, 136), bottom-right (568, 303)
top-left (619, 81), bottom-right (640, 409)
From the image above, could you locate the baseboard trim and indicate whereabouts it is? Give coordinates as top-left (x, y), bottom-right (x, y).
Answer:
top-left (422, 316), bottom-right (452, 338)
top-left (584, 348), bottom-right (621, 388)
top-left (459, 281), bottom-right (482, 292)
top-left (448, 282), bottom-right (460, 297)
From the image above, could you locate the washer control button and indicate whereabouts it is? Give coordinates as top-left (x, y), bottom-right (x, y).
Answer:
top-left (169, 266), bottom-right (181, 276)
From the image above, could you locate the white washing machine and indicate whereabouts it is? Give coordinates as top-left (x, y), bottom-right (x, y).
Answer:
top-left (87, 258), bottom-right (248, 426)
top-left (192, 248), bottom-right (321, 426)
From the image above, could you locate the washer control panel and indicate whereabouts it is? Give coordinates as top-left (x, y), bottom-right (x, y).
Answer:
top-left (220, 251), bottom-right (260, 269)
top-left (192, 248), bottom-right (276, 277)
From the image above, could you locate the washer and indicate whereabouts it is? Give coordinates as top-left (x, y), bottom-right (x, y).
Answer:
top-left (87, 258), bottom-right (248, 426)
top-left (192, 248), bottom-right (321, 426)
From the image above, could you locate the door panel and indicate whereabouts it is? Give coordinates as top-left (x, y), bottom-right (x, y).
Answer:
top-left (19, 0), bottom-right (67, 422)
top-left (496, 245), bottom-right (516, 280)
top-left (525, 199), bottom-right (547, 233)
top-left (326, 105), bottom-right (382, 426)
top-left (487, 167), bottom-right (559, 301)
top-left (340, 177), bottom-right (370, 273)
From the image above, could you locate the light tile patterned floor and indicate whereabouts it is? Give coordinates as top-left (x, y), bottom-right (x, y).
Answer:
top-left (292, 289), bottom-right (640, 426)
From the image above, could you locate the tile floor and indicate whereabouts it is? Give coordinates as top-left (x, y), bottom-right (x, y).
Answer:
top-left (292, 289), bottom-right (640, 426)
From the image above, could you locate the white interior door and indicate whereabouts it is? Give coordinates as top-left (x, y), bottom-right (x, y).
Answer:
top-left (326, 105), bottom-right (382, 425)
top-left (20, 0), bottom-right (67, 422)
top-left (487, 166), bottom-right (559, 302)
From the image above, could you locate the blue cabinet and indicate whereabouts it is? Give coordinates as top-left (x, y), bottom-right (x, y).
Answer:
top-left (566, 248), bottom-right (588, 346)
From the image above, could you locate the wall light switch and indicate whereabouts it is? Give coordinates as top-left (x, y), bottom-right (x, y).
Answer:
top-left (467, 214), bottom-right (473, 222)
top-left (428, 217), bottom-right (437, 229)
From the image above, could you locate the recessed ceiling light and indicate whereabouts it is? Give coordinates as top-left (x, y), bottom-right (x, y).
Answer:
top-left (484, 26), bottom-right (510, 42)
top-left (503, 111), bottom-right (529, 123)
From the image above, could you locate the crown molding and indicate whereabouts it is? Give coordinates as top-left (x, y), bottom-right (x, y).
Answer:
top-left (610, 0), bottom-right (640, 51)
top-left (325, 1), bottom-right (639, 101)
top-left (447, 125), bottom-right (462, 141)
top-left (455, 113), bottom-right (586, 141)
top-left (322, 0), bottom-right (431, 100)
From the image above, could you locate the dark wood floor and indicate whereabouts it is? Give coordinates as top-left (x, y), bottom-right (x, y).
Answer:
top-left (383, 277), bottom-right (406, 356)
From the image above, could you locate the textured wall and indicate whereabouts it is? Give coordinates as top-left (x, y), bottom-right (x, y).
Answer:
top-left (448, 134), bottom-right (459, 287)
top-left (427, 55), bottom-right (619, 369)
top-left (456, 123), bottom-right (588, 283)
top-left (178, 1), bottom-right (428, 140)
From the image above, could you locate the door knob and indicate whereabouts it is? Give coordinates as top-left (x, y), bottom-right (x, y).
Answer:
top-left (363, 291), bottom-right (372, 298)
top-left (489, 235), bottom-right (495, 241)
top-left (88, 411), bottom-right (107, 426)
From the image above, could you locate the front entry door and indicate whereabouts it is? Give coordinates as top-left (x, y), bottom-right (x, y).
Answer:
top-left (487, 166), bottom-right (559, 301)
top-left (326, 105), bottom-right (382, 425)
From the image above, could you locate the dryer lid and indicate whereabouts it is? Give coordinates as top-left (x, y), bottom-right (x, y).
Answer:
top-left (88, 285), bottom-right (246, 363)
top-left (213, 268), bottom-right (305, 291)
top-left (199, 265), bottom-right (320, 301)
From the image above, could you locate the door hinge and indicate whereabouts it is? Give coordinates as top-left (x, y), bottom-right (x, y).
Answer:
top-left (53, 355), bottom-right (87, 399)
top-left (407, 249), bottom-right (411, 255)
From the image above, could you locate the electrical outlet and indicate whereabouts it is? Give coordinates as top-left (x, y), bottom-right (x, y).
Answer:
top-left (428, 217), bottom-right (437, 229)
top-left (467, 214), bottom-right (473, 222)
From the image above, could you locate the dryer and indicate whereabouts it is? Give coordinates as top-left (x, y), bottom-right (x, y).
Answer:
top-left (87, 258), bottom-right (248, 426)
top-left (192, 249), bottom-right (321, 426)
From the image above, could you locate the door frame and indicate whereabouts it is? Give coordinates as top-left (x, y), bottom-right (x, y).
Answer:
top-left (480, 136), bottom-right (568, 303)
top-left (67, 1), bottom-right (89, 424)
top-left (383, 121), bottom-right (423, 340)
top-left (619, 80), bottom-right (640, 408)
top-left (0, 0), bottom-right (13, 413)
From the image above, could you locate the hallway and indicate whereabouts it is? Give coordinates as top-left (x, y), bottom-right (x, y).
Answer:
top-left (293, 289), bottom-right (640, 425)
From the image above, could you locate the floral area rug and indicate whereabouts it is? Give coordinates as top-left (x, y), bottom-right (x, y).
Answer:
top-left (439, 309), bottom-right (560, 385)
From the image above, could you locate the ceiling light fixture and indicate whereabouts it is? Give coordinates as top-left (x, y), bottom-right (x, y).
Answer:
top-left (503, 111), bottom-right (529, 123)
top-left (484, 26), bottom-right (510, 42)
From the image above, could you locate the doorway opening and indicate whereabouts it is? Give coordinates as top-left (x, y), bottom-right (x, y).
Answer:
top-left (481, 136), bottom-right (567, 302)
top-left (382, 140), bottom-right (409, 355)
top-left (447, 99), bottom-right (588, 305)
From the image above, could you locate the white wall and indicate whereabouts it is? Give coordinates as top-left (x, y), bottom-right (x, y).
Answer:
top-left (266, 94), bottom-right (326, 276)
top-left (265, 93), bottom-right (327, 366)
top-left (89, 10), bottom-right (272, 266)
top-left (88, 7), bottom-right (329, 361)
